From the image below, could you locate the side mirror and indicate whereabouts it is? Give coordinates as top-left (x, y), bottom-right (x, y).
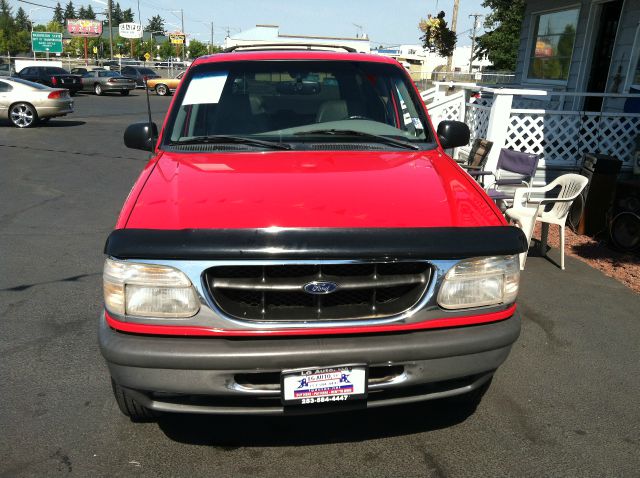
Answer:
top-left (124, 122), bottom-right (158, 151)
top-left (437, 120), bottom-right (470, 149)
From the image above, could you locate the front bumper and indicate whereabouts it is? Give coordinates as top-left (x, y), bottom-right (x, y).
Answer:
top-left (99, 311), bottom-right (520, 414)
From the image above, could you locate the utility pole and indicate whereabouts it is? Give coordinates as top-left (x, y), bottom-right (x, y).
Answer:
top-left (446, 0), bottom-right (459, 75)
top-left (107, 0), bottom-right (113, 59)
top-left (210, 21), bottom-right (214, 54)
top-left (180, 9), bottom-right (185, 60)
top-left (469, 13), bottom-right (483, 74)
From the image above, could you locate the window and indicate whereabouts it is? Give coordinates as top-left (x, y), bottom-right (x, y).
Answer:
top-left (0, 81), bottom-right (12, 92)
top-left (632, 55), bottom-right (640, 88)
top-left (528, 8), bottom-right (579, 81)
top-left (99, 71), bottom-right (119, 77)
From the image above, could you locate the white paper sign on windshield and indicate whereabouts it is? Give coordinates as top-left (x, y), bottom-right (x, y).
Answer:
top-left (182, 72), bottom-right (228, 105)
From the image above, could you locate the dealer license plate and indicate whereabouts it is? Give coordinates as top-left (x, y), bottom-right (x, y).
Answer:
top-left (281, 365), bottom-right (367, 406)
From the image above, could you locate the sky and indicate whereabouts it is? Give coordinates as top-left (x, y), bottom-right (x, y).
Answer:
top-left (13, 0), bottom-right (491, 48)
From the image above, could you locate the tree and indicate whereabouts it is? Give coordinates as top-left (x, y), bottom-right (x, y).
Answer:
top-left (419, 11), bottom-right (457, 58)
top-left (187, 39), bottom-right (208, 59)
top-left (122, 8), bottom-right (134, 22)
top-left (85, 5), bottom-right (96, 19)
top-left (15, 7), bottom-right (29, 31)
top-left (77, 6), bottom-right (86, 19)
top-left (147, 15), bottom-right (165, 33)
top-left (112, 2), bottom-right (123, 24)
top-left (474, 0), bottom-right (525, 71)
top-left (63, 1), bottom-right (76, 21)
top-left (52, 2), bottom-right (64, 25)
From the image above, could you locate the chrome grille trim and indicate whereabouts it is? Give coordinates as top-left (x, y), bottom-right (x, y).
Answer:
top-left (205, 261), bottom-right (432, 322)
top-left (210, 273), bottom-right (426, 291)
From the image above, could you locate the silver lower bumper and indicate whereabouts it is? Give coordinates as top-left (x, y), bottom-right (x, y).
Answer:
top-left (100, 312), bottom-right (520, 414)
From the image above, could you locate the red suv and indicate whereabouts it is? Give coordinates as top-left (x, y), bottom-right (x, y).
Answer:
top-left (100, 47), bottom-right (526, 420)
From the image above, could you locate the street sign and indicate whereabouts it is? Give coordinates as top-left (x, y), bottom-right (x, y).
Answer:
top-left (119, 23), bottom-right (143, 39)
top-left (67, 19), bottom-right (102, 37)
top-left (144, 52), bottom-right (151, 61)
top-left (170, 33), bottom-right (185, 45)
top-left (31, 32), bottom-right (63, 54)
top-left (93, 46), bottom-right (98, 54)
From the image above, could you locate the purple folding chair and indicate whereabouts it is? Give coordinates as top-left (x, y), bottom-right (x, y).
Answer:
top-left (483, 149), bottom-right (540, 205)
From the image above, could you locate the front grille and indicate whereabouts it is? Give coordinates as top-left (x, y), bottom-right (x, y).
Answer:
top-left (206, 262), bottom-right (431, 322)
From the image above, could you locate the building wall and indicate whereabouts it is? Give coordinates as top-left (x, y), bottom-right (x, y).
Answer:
top-left (515, 0), bottom-right (640, 98)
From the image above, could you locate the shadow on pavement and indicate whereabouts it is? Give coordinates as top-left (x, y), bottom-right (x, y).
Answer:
top-left (157, 400), bottom-right (477, 447)
top-left (41, 120), bottom-right (87, 127)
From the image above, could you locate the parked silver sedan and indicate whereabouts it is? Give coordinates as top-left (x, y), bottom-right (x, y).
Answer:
top-left (0, 77), bottom-right (74, 128)
top-left (80, 70), bottom-right (136, 96)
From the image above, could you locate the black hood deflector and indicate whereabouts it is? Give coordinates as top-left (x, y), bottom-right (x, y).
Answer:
top-left (104, 227), bottom-right (528, 260)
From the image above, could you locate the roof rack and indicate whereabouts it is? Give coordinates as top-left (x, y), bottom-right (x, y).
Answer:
top-left (223, 43), bottom-right (358, 53)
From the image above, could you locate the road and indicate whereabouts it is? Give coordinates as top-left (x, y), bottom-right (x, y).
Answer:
top-left (1, 92), bottom-right (639, 477)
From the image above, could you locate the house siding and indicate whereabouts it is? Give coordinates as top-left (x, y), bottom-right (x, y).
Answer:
top-left (515, 0), bottom-right (640, 100)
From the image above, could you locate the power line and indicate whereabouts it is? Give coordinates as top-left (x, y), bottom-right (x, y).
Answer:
top-left (16, 0), bottom-right (56, 10)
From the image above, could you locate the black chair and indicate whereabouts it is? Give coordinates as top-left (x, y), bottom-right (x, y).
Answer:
top-left (461, 139), bottom-right (493, 185)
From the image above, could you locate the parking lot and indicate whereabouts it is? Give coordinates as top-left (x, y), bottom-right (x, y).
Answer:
top-left (1, 92), bottom-right (639, 477)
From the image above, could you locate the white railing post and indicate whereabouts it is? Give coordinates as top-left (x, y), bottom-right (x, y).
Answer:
top-left (483, 92), bottom-right (514, 187)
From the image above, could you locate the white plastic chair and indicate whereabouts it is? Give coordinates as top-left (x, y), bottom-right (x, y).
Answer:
top-left (505, 174), bottom-right (588, 270)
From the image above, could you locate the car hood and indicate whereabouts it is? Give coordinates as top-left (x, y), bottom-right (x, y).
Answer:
top-left (123, 149), bottom-right (504, 229)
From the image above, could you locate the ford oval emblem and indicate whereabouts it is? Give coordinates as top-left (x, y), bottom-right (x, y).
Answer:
top-left (303, 281), bottom-right (339, 295)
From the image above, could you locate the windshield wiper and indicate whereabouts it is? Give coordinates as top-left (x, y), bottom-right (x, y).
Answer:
top-left (171, 135), bottom-right (292, 150)
top-left (294, 129), bottom-right (420, 150)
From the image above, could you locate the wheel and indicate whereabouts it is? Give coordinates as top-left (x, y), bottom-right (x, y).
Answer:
top-left (120, 90), bottom-right (130, 96)
top-left (9, 102), bottom-right (38, 128)
top-left (69, 90), bottom-right (77, 97)
top-left (155, 84), bottom-right (169, 96)
top-left (111, 378), bottom-right (159, 421)
top-left (610, 212), bottom-right (640, 252)
top-left (94, 83), bottom-right (103, 96)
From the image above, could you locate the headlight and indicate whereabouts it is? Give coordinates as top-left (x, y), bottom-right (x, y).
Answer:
top-left (103, 258), bottom-right (200, 318)
top-left (437, 255), bottom-right (520, 310)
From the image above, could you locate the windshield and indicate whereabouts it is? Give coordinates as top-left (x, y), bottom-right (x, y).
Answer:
top-left (139, 68), bottom-right (156, 75)
top-left (163, 60), bottom-right (433, 149)
top-left (99, 71), bottom-right (120, 77)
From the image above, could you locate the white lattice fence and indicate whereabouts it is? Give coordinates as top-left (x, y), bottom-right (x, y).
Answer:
top-left (465, 104), bottom-right (490, 140)
top-left (427, 91), bottom-right (465, 126)
top-left (506, 112), bottom-right (640, 166)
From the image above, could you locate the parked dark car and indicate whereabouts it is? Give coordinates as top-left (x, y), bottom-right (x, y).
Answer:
top-left (80, 70), bottom-right (136, 95)
top-left (120, 66), bottom-right (160, 87)
top-left (16, 66), bottom-right (82, 95)
top-left (70, 67), bottom-right (88, 75)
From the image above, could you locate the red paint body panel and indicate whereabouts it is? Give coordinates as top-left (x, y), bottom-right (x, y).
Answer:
top-left (105, 305), bottom-right (516, 337)
top-left (112, 50), bottom-right (511, 338)
top-left (122, 150), bottom-right (504, 229)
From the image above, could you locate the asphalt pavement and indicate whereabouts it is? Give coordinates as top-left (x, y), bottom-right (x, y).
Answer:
top-left (1, 92), bottom-right (639, 477)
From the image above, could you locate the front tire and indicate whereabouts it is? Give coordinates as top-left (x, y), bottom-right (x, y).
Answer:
top-left (9, 102), bottom-right (38, 128)
top-left (94, 83), bottom-right (103, 96)
top-left (111, 378), bottom-right (159, 421)
top-left (120, 90), bottom-right (130, 96)
top-left (155, 84), bottom-right (169, 96)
